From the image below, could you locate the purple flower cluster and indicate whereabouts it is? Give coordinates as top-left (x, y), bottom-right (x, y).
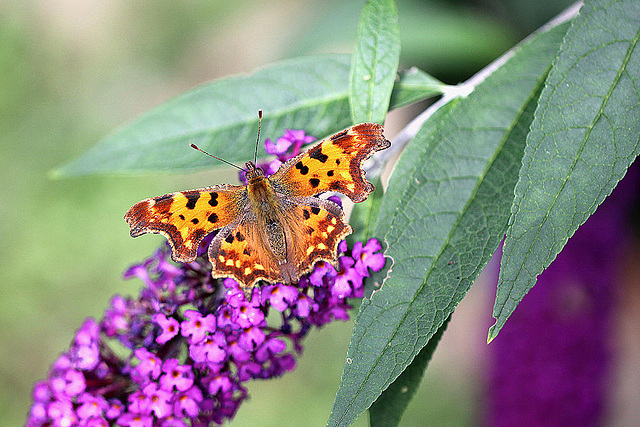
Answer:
top-left (27, 129), bottom-right (386, 426)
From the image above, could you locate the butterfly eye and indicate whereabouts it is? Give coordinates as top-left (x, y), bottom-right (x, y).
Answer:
top-left (244, 163), bottom-right (265, 182)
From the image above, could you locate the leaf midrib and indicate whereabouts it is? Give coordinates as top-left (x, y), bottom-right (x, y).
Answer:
top-left (364, 4), bottom-right (384, 119)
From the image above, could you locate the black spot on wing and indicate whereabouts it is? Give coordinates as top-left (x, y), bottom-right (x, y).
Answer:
top-left (309, 178), bottom-right (320, 188)
top-left (185, 193), bottom-right (200, 209)
top-left (179, 214), bottom-right (185, 220)
top-left (309, 147), bottom-right (328, 163)
top-left (225, 234), bottom-right (234, 244)
top-left (311, 207), bottom-right (320, 215)
top-left (191, 218), bottom-right (199, 225)
top-left (303, 209), bottom-right (310, 220)
top-left (235, 232), bottom-right (245, 242)
top-left (327, 170), bottom-right (334, 176)
top-left (295, 161), bottom-right (309, 175)
top-left (209, 192), bottom-right (219, 206)
top-left (208, 213), bottom-right (218, 223)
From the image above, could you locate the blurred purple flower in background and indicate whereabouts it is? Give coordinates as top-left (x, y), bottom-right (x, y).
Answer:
top-left (486, 163), bottom-right (639, 426)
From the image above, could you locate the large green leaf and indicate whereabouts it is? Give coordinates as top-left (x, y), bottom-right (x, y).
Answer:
top-left (490, 0), bottom-right (640, 340)
top-left (54, 55), bottom-right (352, 177)
top-left (368, 316), bottom-right (450, 427)
top-left (349, 0), bottom-right (401, 124)
top-left (53, 55), bottom-right (442, 177)
top-left (328, 22), bottom-right (569, 427)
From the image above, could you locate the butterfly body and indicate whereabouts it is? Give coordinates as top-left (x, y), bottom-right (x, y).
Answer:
top-left (237, 162), bottom-right (305, 283)
top-left (125, 122), bottom-right (390, 289)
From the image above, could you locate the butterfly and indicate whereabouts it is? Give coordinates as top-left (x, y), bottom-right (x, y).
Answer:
top-left (125, 120), bottom-right (390, 289)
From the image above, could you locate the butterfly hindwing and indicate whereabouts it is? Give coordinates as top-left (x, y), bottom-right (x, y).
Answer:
top-left (208, 219), bottom-right (282, 287)
top-left (269, 123), bottom-right (390, 202)
top-left (206, 198), bottom-right (351, 288)
top-left (289, 201), bottom-right (352, 275)
top-left (125, 185), bottom-right (245, 263)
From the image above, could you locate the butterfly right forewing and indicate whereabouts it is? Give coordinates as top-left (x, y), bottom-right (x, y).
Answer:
top-left (270, 123), bottom-right (390, 202)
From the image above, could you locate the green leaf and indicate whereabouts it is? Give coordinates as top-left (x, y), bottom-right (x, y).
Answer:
top-left (349, 0), bottom-right (401, 124)
top-left (388, 67), bottom-right (447, 109)
top-left (368, 316), bottom-right (450, 427)
top-left (53, 55), bottom-right (438, 177)
top-left (53, 55), bottom-right (352, 177)
top-left (328, 22), bottom-right (569, 427)
top-left (489, 0), bottom-right (640, 340)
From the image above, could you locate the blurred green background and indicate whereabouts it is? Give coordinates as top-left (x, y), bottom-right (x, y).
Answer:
top-left (0, 0), bottom-right (572, 425)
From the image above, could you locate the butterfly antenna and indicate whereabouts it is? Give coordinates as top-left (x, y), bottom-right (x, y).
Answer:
top-left (190, 144), bottom-right (245, 171)
top-left (253, 109), bottom-right (263, 165)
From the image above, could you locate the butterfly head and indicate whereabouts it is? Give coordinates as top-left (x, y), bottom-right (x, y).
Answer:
top-left (244, 162), bottom-right (265, 184)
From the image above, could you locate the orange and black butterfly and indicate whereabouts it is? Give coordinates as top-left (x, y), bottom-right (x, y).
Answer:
top-left (125, 116), bottom-right (390, 289)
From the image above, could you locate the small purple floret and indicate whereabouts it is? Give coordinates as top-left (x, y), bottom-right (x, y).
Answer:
top-left (180, 310), bottom-right (216, 344)
top-left (154, 314), bottom-right (180, 344)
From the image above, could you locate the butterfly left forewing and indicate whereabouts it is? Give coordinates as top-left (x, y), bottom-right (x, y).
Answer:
top-left (125, 185), bottom-right (245, 263)
top-left (269, 123), bottom-right (390, 202)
